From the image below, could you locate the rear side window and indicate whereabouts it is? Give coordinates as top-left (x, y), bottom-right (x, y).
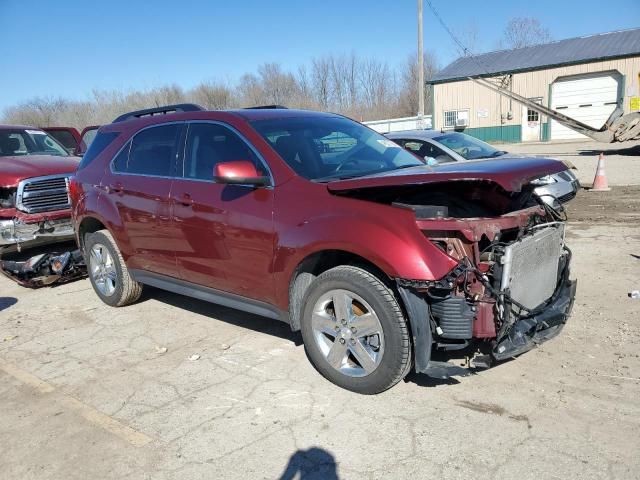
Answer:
top-left (78, 131), bottom-right (119, 170)
top-left (113, 124), bottom-right (182, 177)
top-left (183, 123), bottom-right (266, 181)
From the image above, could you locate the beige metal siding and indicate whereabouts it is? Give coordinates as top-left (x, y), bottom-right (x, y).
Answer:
top-left (433, 57), bottom-right (640, 130)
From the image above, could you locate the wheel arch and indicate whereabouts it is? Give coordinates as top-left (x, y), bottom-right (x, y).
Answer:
top-left (287, 249), bottom-right (397, 332)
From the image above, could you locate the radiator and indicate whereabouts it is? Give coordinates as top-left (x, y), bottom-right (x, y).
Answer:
top-left (500, 225), bottom-right (564, 310)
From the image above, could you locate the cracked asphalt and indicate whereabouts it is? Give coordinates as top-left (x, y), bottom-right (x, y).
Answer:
top-left (1, 198), bottom-right (639, 477)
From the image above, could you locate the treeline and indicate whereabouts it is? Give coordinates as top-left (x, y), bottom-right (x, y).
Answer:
top-left (2, 52), bottom-right (437, 130)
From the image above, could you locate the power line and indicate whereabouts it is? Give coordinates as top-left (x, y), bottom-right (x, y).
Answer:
top-left (423, 0), bottom-right (495, 77)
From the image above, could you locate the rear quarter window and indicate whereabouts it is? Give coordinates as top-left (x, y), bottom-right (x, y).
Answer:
top-left (78, 132), bottom-right (120, 170)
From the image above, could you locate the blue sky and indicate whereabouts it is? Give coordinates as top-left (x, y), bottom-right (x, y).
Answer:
top-left (1, 0), bottom-right (638, 111)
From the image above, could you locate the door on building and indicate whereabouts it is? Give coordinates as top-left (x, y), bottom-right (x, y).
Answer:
top-left (521, 98), bottom-right (542, 142)
top-left (550, 72), bottom-right (621, 140)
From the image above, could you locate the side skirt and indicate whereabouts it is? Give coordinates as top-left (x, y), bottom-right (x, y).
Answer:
top-left (130, 269), bottom-right (288, 323)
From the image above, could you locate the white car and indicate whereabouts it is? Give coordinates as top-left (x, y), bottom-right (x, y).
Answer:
top-left (386, 130), bottom-right (580, 207)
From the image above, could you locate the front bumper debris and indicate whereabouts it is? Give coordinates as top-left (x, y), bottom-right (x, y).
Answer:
top-left (0, 217), bottom-right (74, 247)
top-left (492, 278), bottom-right (577, 361)
top-left (0, 247), bottom-right (86, 288)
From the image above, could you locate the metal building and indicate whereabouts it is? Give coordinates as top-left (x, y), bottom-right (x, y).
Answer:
top-left (428, 28), bottom-right (640, 143)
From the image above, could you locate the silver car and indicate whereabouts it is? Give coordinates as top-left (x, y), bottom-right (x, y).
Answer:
top-left (385, 130), bottom-right (580, 207)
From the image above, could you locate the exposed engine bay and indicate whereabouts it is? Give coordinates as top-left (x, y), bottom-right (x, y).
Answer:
top-left (362, 180), bottom-right (577, 367)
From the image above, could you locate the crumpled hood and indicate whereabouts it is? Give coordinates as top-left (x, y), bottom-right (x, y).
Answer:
top-left (327, 157), bottom-right (568, 193)
top-left (0, 155), bottom-right (80, 187)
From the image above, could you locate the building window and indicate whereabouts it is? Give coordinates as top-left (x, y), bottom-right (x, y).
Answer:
top-left (443, 109), bottom-right (469, 128)
top-left (527, 109), bottom-right (540, 122)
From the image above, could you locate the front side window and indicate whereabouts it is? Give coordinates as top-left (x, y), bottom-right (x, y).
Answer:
top-left (433, 132), bottom-right (505, 160)
top-left (182, 123), bottom-right (266, 181)
top-left (0, 129), bottom-right (69, 157)
top-left (113, 124), bottom-right (181, 176)
top-left (251, 116), bottom-right (423, 181)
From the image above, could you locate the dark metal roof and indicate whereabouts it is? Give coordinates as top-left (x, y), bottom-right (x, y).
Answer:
top-left (430, 28), bottom-right (640, 84)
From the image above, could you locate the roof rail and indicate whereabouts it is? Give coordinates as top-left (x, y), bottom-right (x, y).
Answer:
top-left (243, 105), bottom-right (288, 110)
top-left (112, 103), bottom-right (205, 123)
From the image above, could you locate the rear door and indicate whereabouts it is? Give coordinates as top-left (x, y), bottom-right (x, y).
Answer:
top-left (79, 126), bottom-right (100, 154)
top-left (107, 123), bottom-right (184, 276)
top-left (43, 128), bottom-right (81, 154)
top-left (171, 121), bottom-right (276, 303)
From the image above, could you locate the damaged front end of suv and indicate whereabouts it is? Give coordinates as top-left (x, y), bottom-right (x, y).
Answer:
top-left (333, 177), bottom-right (576, 371)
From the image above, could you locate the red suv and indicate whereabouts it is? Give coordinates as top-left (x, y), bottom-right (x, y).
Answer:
top-left (71, 104), bottom-right (576, 394)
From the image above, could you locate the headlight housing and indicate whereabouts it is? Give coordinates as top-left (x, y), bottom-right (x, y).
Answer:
top-left (530, 175), bottom-right (557, 186)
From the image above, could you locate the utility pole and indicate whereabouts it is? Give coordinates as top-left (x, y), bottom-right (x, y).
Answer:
top-left (417, 0), bottom-right (424, 121)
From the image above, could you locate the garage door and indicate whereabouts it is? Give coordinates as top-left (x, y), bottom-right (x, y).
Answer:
top-left (550, 72), bottom-right (620, 140)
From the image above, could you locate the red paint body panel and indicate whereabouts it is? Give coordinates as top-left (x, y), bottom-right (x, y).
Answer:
top-left (474, 301), bottom-right (497, 338)
top-left (0, 155), bottom-right (80, 188)
top-left (326, 157), bottom-right (567, 194)
top-left (214, 160), bottom-right (261, 179)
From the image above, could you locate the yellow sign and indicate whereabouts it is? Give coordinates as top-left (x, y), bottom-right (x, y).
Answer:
top-left (631, 96), bottom-right (640, 112)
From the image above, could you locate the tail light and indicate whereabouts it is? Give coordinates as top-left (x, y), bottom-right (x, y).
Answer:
top-left (68, 176), bottom-right (81, 206)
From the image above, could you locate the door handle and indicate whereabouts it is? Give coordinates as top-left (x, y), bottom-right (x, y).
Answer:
top-left (175, 193), bottom-right (193, 207)
top-left (108, 182), bottom-right (123, 194)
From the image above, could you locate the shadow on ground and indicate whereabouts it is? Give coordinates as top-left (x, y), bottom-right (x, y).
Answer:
top-left (0, 297), bottom-right (17, 312)
top-left (278, 447), bottom-right (338, 480)
top-left (142, 286), bottom-right (493, 389)
top-left (578, 145), bottom-right (640, 156)
top-left (142, 286), bottom-right (302, 345)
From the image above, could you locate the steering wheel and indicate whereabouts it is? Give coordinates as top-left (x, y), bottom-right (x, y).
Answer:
top-left (334, 159), bottom-right (360, 173)
top-left (459, 147), bottom-right (470, 158)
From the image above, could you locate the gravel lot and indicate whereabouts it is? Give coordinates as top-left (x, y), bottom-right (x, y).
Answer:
top-left (1, 145), bottom-right (639, 480)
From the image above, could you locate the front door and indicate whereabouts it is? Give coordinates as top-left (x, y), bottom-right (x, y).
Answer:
top-left (171, 122), bottom-right (276, 304)
top-left (521, 98), bottom-right (542, 142)
top-left (108, 123), bottom-right (183, 276)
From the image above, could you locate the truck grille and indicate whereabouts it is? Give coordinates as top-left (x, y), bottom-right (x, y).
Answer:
top-left (499, 225), bottom-right (564, 310)
top-left (16, 175), bottom-right (71, 214)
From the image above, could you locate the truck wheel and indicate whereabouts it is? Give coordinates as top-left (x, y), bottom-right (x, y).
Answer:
top-left (300, 266), bottom-right (411, 394)
top-left (85, 229), bottom-right (142, 307)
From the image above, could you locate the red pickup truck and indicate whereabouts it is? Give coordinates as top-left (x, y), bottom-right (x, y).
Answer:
top-left (0, 125), bottom-right (79, 250)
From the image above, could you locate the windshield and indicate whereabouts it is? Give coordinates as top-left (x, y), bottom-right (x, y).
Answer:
top-left (251, 116), bottom-right (424, 181)
top-left (433, 132), bottom-right (505, 160)
top-left (0, 129), bottom-right (69, 157)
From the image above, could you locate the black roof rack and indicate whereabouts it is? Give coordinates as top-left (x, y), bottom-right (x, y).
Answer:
top-left (243, 105), bottom-right (288, 110)
top-left (112, 103), bottom-right (205, 123)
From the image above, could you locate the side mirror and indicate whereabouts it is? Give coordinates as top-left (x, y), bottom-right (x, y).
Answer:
top-left (424, 156), bottom-right (439, 166)
top-left (213, 161), bottom-right (269, 187)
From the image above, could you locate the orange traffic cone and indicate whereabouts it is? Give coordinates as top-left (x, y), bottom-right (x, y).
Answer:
top-left (590, 153), bottom-right (611, 192)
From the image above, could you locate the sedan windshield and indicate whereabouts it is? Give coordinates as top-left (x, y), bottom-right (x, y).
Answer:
top-left (251, 116), bottom-right (424, 181)
top-left (0, 129), bottom-right (69, 157)
top-left (433, 132), bottom-right (505, 160)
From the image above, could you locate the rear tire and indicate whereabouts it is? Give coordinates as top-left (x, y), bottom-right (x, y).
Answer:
top-left (300, 266), bottom-right (411, 394)
top-left (85, 229), bottom-right (142, 307)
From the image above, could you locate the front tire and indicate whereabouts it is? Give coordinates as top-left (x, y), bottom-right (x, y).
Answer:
top-left (300, 266), bottom-right (411, 394)
top-left (85, 229), bottom-right (142, 307)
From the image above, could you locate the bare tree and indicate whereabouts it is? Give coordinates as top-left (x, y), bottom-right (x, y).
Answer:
top-left (190, 81), bottom-right (234, 110)
top-left (310, 57), bottom-right (331, 109)
top-left (2, 50), bottom-right (447, 128)
top-left (500, 17), bottom-right (552, 49)
top-left (397, 52), bottom-right (438, 117)
top-left (256, 63), bottom-right (297, 105)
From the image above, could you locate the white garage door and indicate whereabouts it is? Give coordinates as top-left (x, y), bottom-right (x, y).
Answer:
top-left (550, 73), bottom-right (620, 140)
